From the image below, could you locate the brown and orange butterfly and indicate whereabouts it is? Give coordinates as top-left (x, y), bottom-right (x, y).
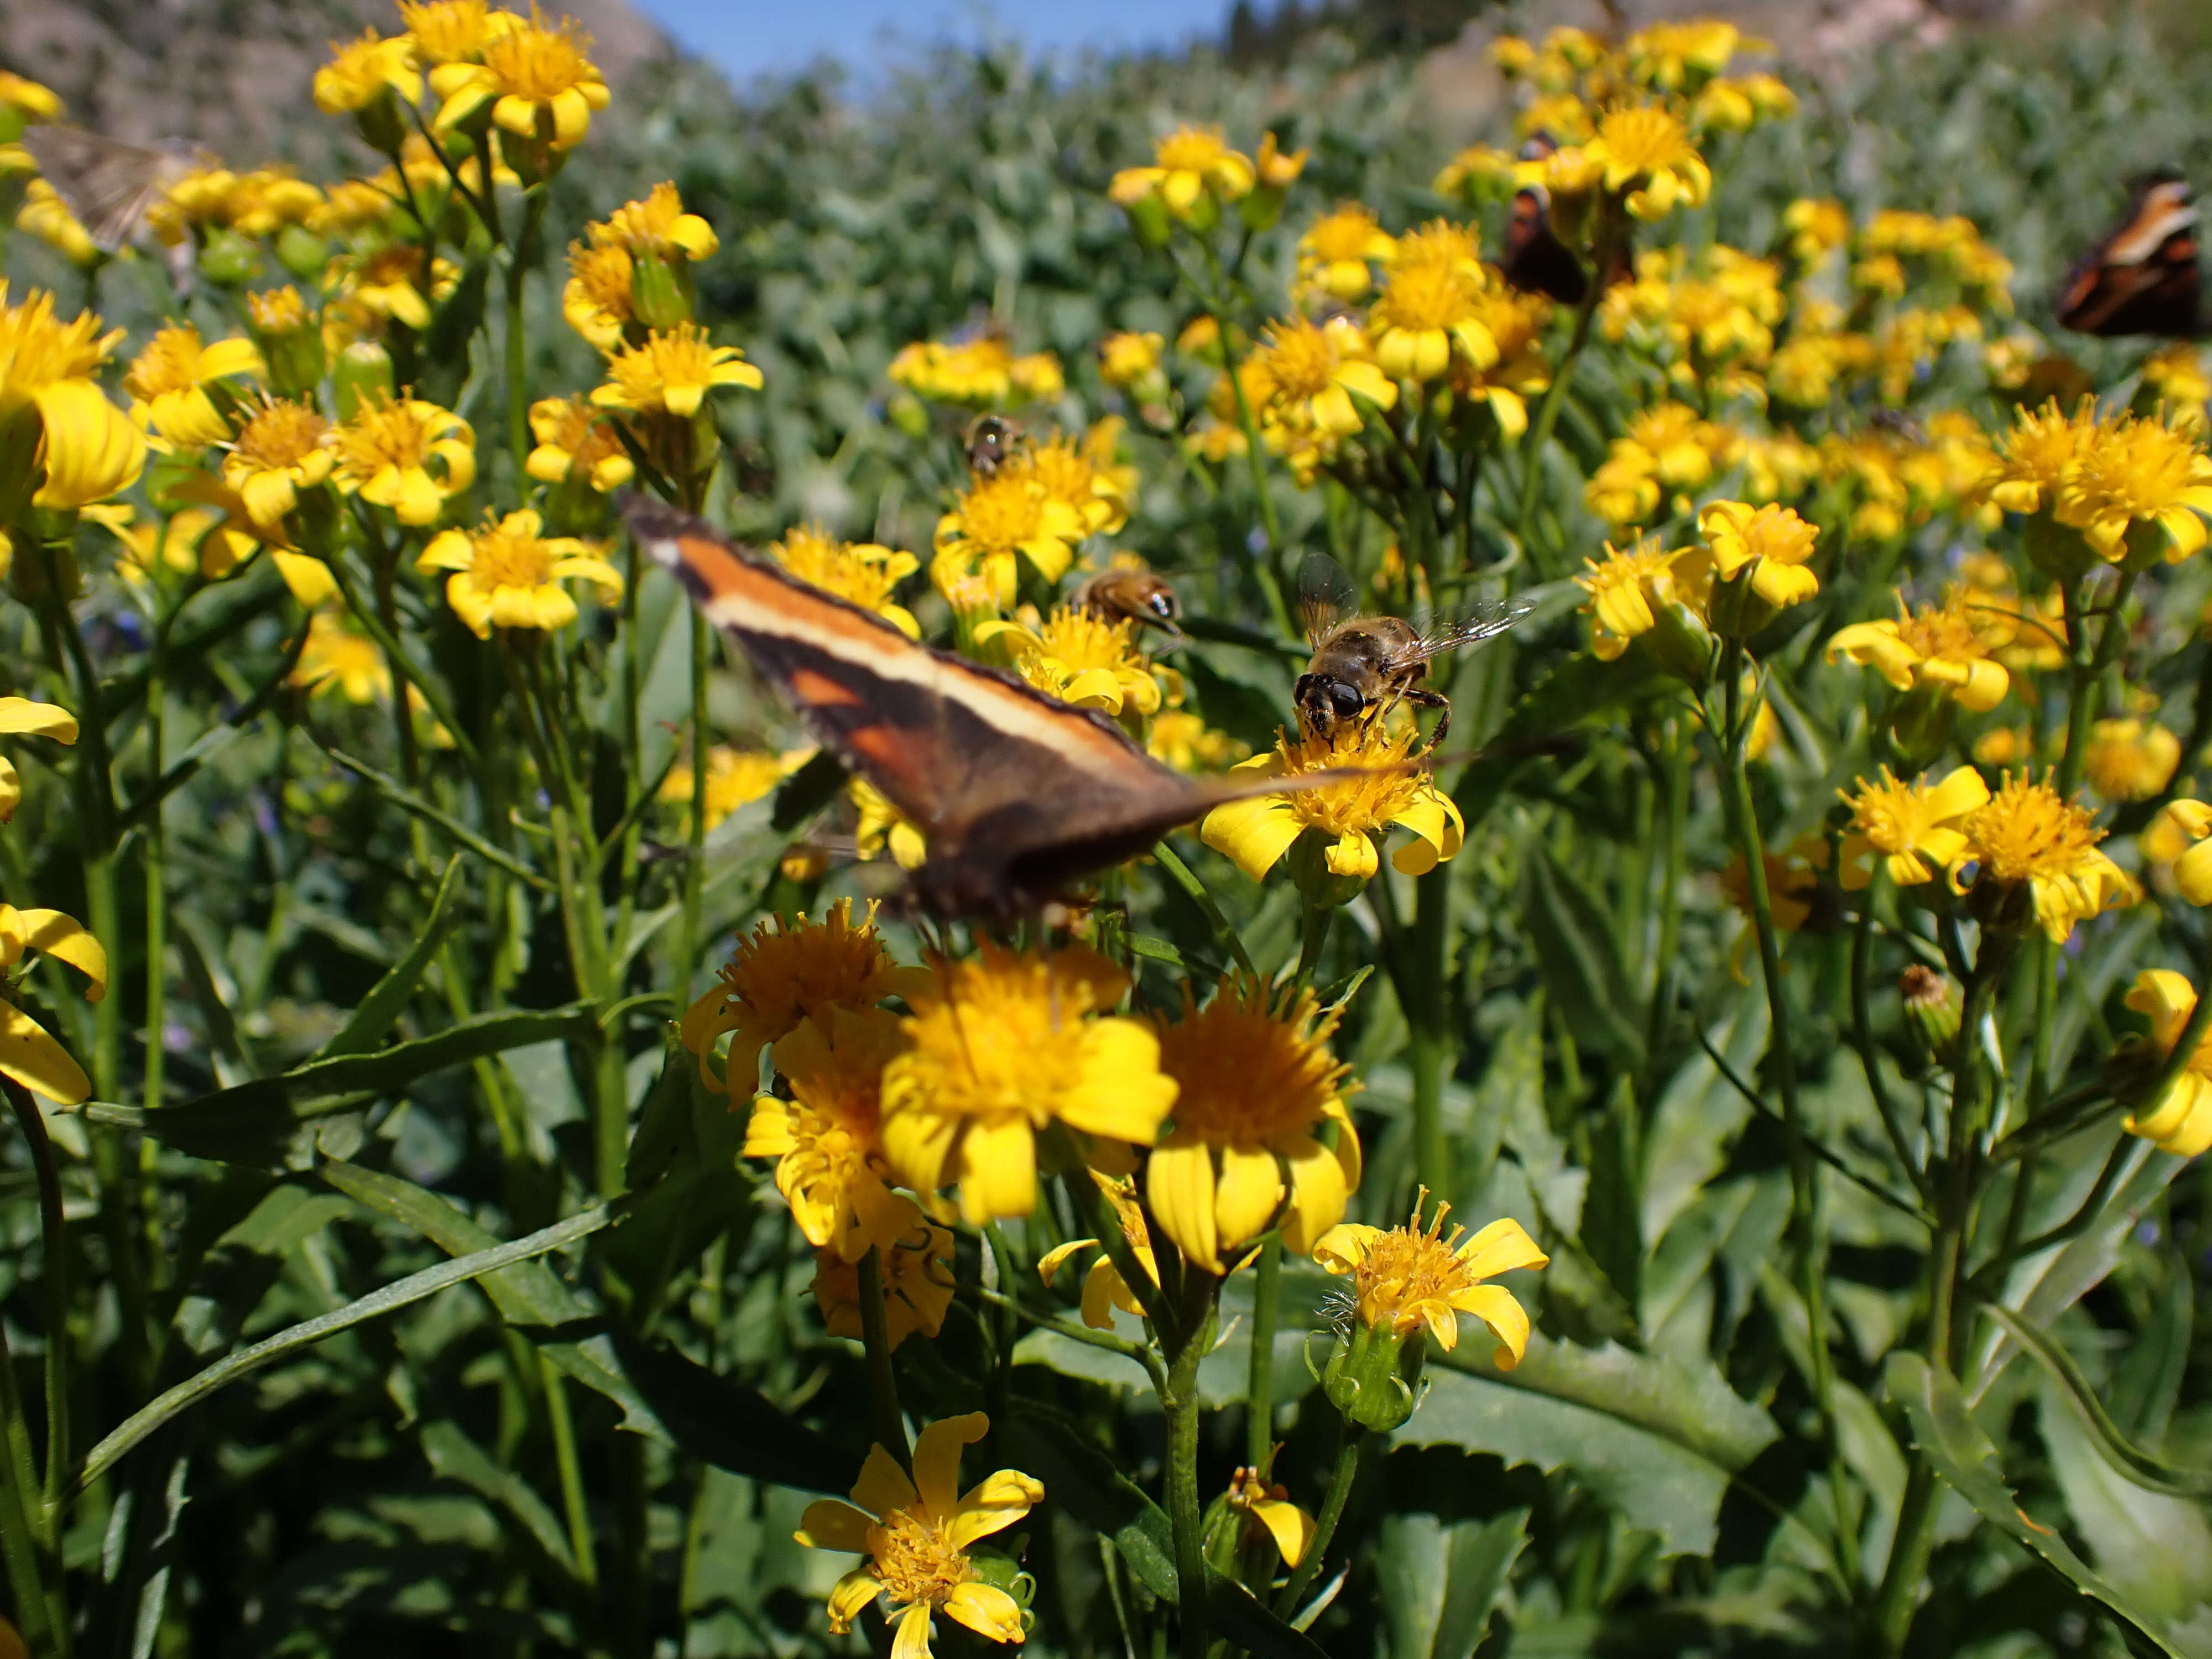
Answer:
top-left (624, 500), bottom-right (1396, 919)
top-left (2056, 169), bottom-right (2201, 338)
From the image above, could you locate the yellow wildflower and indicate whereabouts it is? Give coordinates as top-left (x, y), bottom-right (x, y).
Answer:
top-left (1202, 722), bottom-right (1460, 883)
top-left (431, 7), bottom-right (609, 153)
top-left (0, 285), bottom-right (142, 509)
top-left (932, 471), bottom-right (1086, 607)
top-left (796, 1414), bottom-right (1041, 1655)
top-left (1367, 222), bottom-right (1496, 382)
top-left (2121, 971), bottom-right (2212, 1157)
top-left (2083, 719), bottom-right (2181, 802)
top-left (399, 0), bottom-right (520, 63)
top-left (2144, 801), bottom-right (2212, 905)
top-left (770, 524), bottom-right (922, 639)
top-left (123, 325), bottom-right (263, 451)
top-left (0, 697), bottom-right (75, 823)
top-left (0, 905), bottom-right (106, 1104)
top-left (745, 1005), bottom-right (911, 1260)
top-left (1314, 1194), bottom-right (1548, 1368)
top-left (314, 29), bottom-right (422, 114)
top-left (1149, 711), bottom-right (1246, 773)
top-left (680, 900), bottom-right (928, 1095)
top-left (879, 945), bottom-right (1178, 1224)
top-left (1838, 765), bottom-right (1991, 889)
top-left (1984, 398), bottom-right (2088, 515)
top-left (417, 508), bottom-right (620, 638)
top-left (290, 611), bottom-right (391, 706)
top-left (1700, 499), bottom-right (1820, 609)
top-left (0, 72), bottom-right (62, 125)
top-left (1296, 204), bottom-right (1397, 304)
top-left (1625, 19), bottom-right (1745, 88)
top-left (1255, 314), bottom-right (1395, 438)
top-left (889, 337), bottom-right (1063, 408)
top-left (659, 744), bottom-right (812, 833)
top-left (524, 393), bottom-right (633, 492)
top-left (1956, 773), bottom-right (2138, 942)
top-left (973, 606), bottom-right (1164, 717)
top-left (1574, 536), bottom-right (1710, 662)
top-left (1826, 591), bottom-right (2010, 711)
top-left (220, 394), bottom-right (333, 528)
top-left (1146, 979), bottom-right (1359, 1274)
top-left (1224, 1467), bottom-right (1316, 1568)
top-left (592, 323), bottom-right (762, 416)
top-left (1098, 330), bottom-right (1165, 390)
top-left (1037, 1170), bottom-right (1160, 1330)
top-left (1109, 124), bottom-right (1255, 219)
top-left (2143, 344), bottom-right (2211, 427)
top-left (1584, 105), bottom-right (1709, 220)
top-left (852, 778), bottom-right (929, 870)
top-left (563, 241), bottom-right (633, 348)
top-left (2053, 410), bottom-right (2212, 563)
top-left (1018, 422), bottom-right (1135, 537)
top-left (15, 180), bottom-right (95, 267)
top-left (811, 1207), bottom-right (957, 1350)
top-left (331, 393), bottom-right (474, 524)
top-left (333, 244), bottom-right (458, 333)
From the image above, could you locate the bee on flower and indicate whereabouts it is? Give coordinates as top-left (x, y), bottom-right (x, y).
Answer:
top-left (1202, 722), bottom-right (1463, 886)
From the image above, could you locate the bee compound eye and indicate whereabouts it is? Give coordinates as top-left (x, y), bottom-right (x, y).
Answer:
top-left (1149, 592), bottom-right (1177, 619)
top-left (1329, 682), bottom-right (1365, 719)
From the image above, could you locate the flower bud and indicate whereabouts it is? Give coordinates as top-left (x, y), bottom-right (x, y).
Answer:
top-left (275, 226), bottom-right (332, 283)
top-left (1887, 686), bottom-right (1958, 770)
top-left (1321, 1315), bottom-right (1422, 1432)
top-left (1900, 964), bottom-right (1961, 1069)
top-left (197, 228), bottom-right (262, 288)
top-left (1121, 191), bottom-right (1172, 249)
top-left (333, 341), bottom-right (395, 421)
top-left (1287, 830), bottom-right (1368, 910)
top-left (1704, 565), bottom-right (1777, 641)
top-left (629, 248), bottom-right (693, 331)
top-left (2022, 512), bottom-right (2095, 582)
top-left (352, 88), bottom-right (409, 159)
top-left (1645, 597), bottom-right (1717, 687)
top-left (888, 393), bottom-right (930, 440)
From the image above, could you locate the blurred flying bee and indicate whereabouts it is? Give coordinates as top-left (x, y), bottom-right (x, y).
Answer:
top-left (963, 413), bottom-right (1026, 478)
top-left (22, 126), bottom-right (208, 252)
top-left (1073, 565), bottom-right (1182, 638)
top-left (1293, 550), bottom-right (1525, 753)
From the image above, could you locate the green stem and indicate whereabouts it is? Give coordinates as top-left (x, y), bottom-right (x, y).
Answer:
top-left (1407, 866), bottom-right (1453, 1203)
top-left (1851, 889), bottom-right (1933, 1200)
top-left (1152, 843), bottom-right (1257, 979)
top-left (539, 1352), bottom-right (599, 1588)
top-left (1713, 650), bottom-right (1859, 1590)
top-left (504, 190), bottom-right (545, 473)
top-left (1245, 1237), bottom-right (1280, 1469)
top-left (676, 605), bottom-right (710, 1000)
top-left (1514, 257), bottom-right (1607, 559)
top-left (1639, 721), bottom-right (1687, 1103)
top-left (1162, 1273), bottom-right (1220, 1659)
top-left (1870, 1460), bottom-right (1938, 1654)
top-left (0, 1309), bottom-right (65, 1657)
top-left (857, 1246), bottom-right (911, 1467)
top-left (1272, 1423), bottom-right (1362, 1618)
top-left (1292, 903), bottom-right (1332, 988)
top-left (5, 1080), bottom-right (66, 1521)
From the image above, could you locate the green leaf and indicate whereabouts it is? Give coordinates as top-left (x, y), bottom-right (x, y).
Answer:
top-left (316, 856), bottom-right (465, 1059)
top-left (321, 1160), bottom-right (666, 1441)
top-left (74, 1200), bottom-right (617, 1493)
top-left (1884, 1350), bottom-right (2189, 1655)
top-left (1521, 844), bottom-right (1645, 1070)
top-left (1206, 1572), bottom-right (1328, 1659)
top-left (1405, 1337), bottom-right (1777, 1557)
top-left (144, 1005), bottom-right (598, 1166)
top-left (604, 1328), bottom-right (857, 1495)
top-left (420, 1420), bottom-right (578, 1579)
top-left (1380, 1509), bottom-right (1529, 1659)
top-left (1432, 1510), bottom-right (1530, 1659)
top-left (1003, 1399), bottom-right (1178, 1603)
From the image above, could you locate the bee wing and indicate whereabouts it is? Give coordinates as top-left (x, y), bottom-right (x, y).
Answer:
top-left (22, 126), bottom-right (180, 251)
top-left (1296, 549), bottom-right (1360, 645)
top-left (1401, 599), bottom-right (1534, 665)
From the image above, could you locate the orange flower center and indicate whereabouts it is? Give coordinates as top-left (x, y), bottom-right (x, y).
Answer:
top-left (1262, 320), bottom-right (1341, 399)
top-left (482, 14), bottom-right (596, 101)
top-left (950, 474), bottom-right (1046, 554)
top-left (1961, 776), bottom-right (2104, 882)
top-left (869, 1509), bottom-right (970, 1609)
top-left (234, 398), bottom-right (329, 470)
top-left (466, 520), bottom-right (554, 589)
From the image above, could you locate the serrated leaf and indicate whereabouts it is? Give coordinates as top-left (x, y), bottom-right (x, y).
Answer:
top-left (1884, 1350), bottom-right (2188, 1656)
top-left (1404, 1337), bottom-right (1776, 1557)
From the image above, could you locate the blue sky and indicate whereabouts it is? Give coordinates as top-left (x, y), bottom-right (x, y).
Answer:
top-left (635, 0), bottom-right (1233, 84)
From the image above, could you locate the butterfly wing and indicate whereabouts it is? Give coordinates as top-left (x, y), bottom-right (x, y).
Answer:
top-left (1500, 190), bottom-right (1589, 305)
top-left (628, 500), bottom-right (1215, 858)
top-left (22, 126), bottom-right (178, 251)
top-left (2057, 179), bottom-right (2201, 337)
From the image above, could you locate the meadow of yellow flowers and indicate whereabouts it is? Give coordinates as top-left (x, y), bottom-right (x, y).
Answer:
top-left (0, 6), bottom-right (2210, 1657)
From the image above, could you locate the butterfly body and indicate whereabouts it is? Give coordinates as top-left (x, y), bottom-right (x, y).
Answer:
top-left (2057, 171), bottom-right (2201, 338)
top-left (627, 500), bottom-right (1377, 918)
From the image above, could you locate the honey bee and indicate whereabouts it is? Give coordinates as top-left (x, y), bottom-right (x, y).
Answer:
top-left (1073, 565), bottom-right (1182, 638)
top-left (1293, 551), bottom-right (1525, 753)
top-left (964, 413), bottom-right (1026, 478)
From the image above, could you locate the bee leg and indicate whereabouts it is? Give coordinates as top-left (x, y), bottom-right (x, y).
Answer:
top-left (1406, 689), bottom-right (1451, 752)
